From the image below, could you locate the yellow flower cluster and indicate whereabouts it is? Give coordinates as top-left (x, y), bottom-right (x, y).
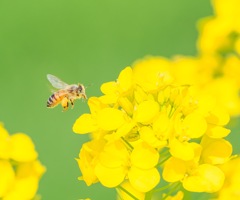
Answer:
top-left (198, 0), bottom-right (240, 56)
top-left (73, 64), bottom-right (232, 199)
top-left (196, 0), bottom-right (240, 116)
top-left (0, 124), bottom-right (45, 200)
top-left (73, 0), bottom-right (240, 199)
top-left (129, 0), bottom-right (240, 117)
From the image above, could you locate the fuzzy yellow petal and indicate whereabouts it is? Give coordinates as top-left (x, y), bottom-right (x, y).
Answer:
top-left (162, 157), bottom-right (186, 182)
top-left (134, 100), bottom-right (159, 124)
top-left (131, 142), bottom-right (159, 169)
top-left (117, 66), bottom-right (133, 93)
top-left (132, 57), bottom-right (172, 92)
top-left (87, 97), bottom-right (107, 115)
top-left (99, 140), bottom-right (129, 168)
top-left (100, 81), bottom-right (117, 95)
top-left (182, 113), bottom-right (207, 138)
top-left (9, 133), bottom-right (38, 162)
top-left (201, 138), bottom-right (232, 165)
top-left (97, 108), bottom-right (125, 131)
top-left (169, 139), bottom-right (195, 161)
top-left (77, 140), bottom-right (106, 186)
top-left (206, 107), bottom-right (230, 126)
top-left (3, 176), bottom-right (38, 200)
top-left (128, 166), bottom-right (160, 192)
top-left (95, 163), bottom-right (126, 188)
top-left (0, 125), bottom-right (10, 159)
top-left (139, 126), bottom-right (167, 148)
top-left (99, 94), bottom-right (118, 105)
top-left (152, 113), bottom-right (171, 135)
top-left (206, 125), bottom-right (231, 138)
top-left (16, 161), bottom-right (46, 179)
top-left (0, 160), bottom-right (15, 197)
top-left (183, 164), bottom-right (224, 193)
top-left (73, 114), bottom-right (98, 134)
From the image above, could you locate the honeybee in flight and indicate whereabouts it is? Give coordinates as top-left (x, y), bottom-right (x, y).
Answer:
top-left (46, 74), bottom-right (87, 111)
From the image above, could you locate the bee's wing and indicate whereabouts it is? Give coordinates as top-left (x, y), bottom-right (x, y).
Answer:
top-left (47, 74), bottom-right (69, 89)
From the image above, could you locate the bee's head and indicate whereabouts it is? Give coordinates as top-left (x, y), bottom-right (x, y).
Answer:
top-left (77, 84), bottom-right (87, 99)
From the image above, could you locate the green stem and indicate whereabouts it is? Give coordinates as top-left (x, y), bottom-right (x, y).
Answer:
top-left (121, 137), bottom-right (134, 150)
top-left (152, 183), bottom-right (173, 193)
top-left (159, 149), bottom-right (169, 157)
top-left (168, 104), bottom-right (174, 118)
top-left (144, 191), bottom-right (152, 200)
top-left (157, 154), bottom-right (171, 167)
top-left (117, 186), bottom-right (139, 200)
top-left (161, 183), bottom-right (181, 200)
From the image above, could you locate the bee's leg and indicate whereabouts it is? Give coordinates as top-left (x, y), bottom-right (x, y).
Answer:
top-left (61, 97), bottom-right (69, 111)
top-left (80, 94), bottom-right (87, 102)
top-left (70, 98), bottom-right (74, 109)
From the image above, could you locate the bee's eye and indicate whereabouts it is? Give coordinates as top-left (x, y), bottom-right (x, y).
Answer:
top-left (78, 85), bottom-right (82, 92)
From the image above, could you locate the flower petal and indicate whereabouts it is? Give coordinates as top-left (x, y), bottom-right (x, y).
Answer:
top-left (97, 108), bottom-right (125, 131)
top-left (206, 125), bottom-right (231, 138)
top-left (162, 157), bottom-right (186, 182)
top-left (183, 164), bottom-right (224, 193)
top-left (128, 166), bottom-right (160, 192)
top-left (73, 114), bottom-right (98, 134)
top-left (0, 125), bottom-right (10, 159)
top-left (117, 66), bottom-right (133, 93)
top-left (182, 113), bottom-right (207, 138)
top-left (0, 160), bottom-right (15, 197)
top-left (131, 142), bottom-right (159, 169)
top-left (95, 162), bottom-right (126, 188)
top-left (201, 138), bottom-right (232, 165)
top-left (169, 139), bottom-right (195, 161)
top-left (9, 133), bottom-right (38, 162)
top-left (134, 100), bottom-right (159, 124)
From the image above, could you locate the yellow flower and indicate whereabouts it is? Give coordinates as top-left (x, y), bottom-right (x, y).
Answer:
top-left (9, 133), bottom-right (38, 162)
top-left (201, 136), bottom-right (232, 165)
top-left (74, 57), bottom-right (233, 197)
top-left (183, 164), bottom-right (225, 193)
top-left (76, 139), bottom-right (105, 186)
top-left (217, 157), bottom-right (240, 200)
top-left (73, 97), bottom-right (127, 135)
top-left (0, 160), bottom-right (15, 197)
top-left (163, 157), bottom-right (225, 193)
top-left (0, 124), bottom-right (45, 200)
top-left (132, 57), bottom-right (173, 92)
top-left (93, 140), bottom-right (160, 192)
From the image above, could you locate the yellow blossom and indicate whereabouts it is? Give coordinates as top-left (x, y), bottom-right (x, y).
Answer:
top-left (217, 157), bottom-right (240, 200)
top-left (132, 57), bottom-right (173, 92)
top-left (201, 136), bottom-right (232, 165)
top-left (183, 164), bottom-right (225, 193)
top-left (93, 140), bottom-right (160, 192)
top-left (134, 100), bottom-right (159, 124)
top-left (74, 64), bottom-right (233, 198)
top-left (9, 133), bottom-right (38, 162)
top-left (76, 139), bottom-right (105, 186)
top-left (0, 124), bottom-right (45, 200)
top-left (0, 160), bottom-right (15, 197)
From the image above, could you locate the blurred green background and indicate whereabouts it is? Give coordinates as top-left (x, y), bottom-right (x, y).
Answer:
top-left (0, 0), bottom-right (214, 199)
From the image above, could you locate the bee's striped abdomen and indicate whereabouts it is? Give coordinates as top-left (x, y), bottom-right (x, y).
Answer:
top-left (47, 93), bottom-right (62, 108)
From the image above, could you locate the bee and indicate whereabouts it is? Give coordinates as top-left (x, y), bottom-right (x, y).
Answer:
top-left (46, 74), bottom-right (87, 111)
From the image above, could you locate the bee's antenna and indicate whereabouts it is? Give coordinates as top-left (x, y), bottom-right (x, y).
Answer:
top-left (85, 83), bottom-right (93, 89)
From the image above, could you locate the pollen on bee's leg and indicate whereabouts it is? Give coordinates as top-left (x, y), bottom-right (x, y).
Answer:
top-left (61, 97), bottom-right (69, 111)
